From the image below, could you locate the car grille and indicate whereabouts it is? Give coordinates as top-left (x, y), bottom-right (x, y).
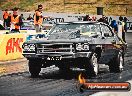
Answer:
top-left (37, 43), bottom-right (73, 53)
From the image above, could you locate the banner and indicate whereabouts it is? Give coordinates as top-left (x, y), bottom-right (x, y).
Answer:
top-left (0, 33), bottom-right (26, 61)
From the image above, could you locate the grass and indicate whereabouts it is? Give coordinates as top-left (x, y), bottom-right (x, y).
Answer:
top-left (0, 0), bottom-right (131, 16)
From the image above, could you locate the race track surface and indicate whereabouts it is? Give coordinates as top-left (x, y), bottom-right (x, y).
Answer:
top-left (0, 33), bottom-right (132, 96)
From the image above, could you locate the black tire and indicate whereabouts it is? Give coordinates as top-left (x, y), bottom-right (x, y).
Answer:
top-left (85, 53), bottom-right (99, 77)
top-left (28, 60), bottom-right (42, 78)
top-left (109, 52), bottom-right (124, 73)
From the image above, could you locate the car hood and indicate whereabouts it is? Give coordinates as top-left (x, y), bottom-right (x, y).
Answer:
top-left (26, 36), bottom-right (122, 45)
top-left (26, 30), bottom-right (122, 45)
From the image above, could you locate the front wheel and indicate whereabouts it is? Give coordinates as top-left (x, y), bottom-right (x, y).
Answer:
top-left (109, 52), bottom-right (124, 73)
top-left (28, 60), bottom-right (42, 78)
top-left (85, 53), bottom-right (99, 77)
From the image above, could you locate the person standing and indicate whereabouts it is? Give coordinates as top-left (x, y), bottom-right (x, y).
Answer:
top-left (20, 14), bottom-right (25, 21)
top-left (3, 9), bottom-right (9, 28)
top-left (10, 7), bottom-right (23, 32)
top-left (83, 15), bottom-right (92, 21)
top-left (34, 4), bottom-right (44, 32)
top-left (98, 15), bottom-right (109, 24)
top-left (118, 16), bottom-right (126, 42)
top-left (92, 15), bottom-right (97, 21)
top-left (27, 14), bottom-right (33, 20)
top-left (124, 17), bottom-right (128, 33)
top-left (34, 4), bottom-right (50, 32)
top-left (110, 20), bottom-right (118, 33)
top-left (7, 13), bottom-right (11, 28)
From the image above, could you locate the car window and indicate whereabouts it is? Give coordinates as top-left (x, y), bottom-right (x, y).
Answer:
top-left (49, 23), bottom-right (102, 39)
top-left (101, 25), bottom-right (113, 37)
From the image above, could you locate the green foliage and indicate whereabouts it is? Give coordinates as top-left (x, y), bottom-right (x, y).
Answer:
top-left (0, 0), bottom-right (131, 16)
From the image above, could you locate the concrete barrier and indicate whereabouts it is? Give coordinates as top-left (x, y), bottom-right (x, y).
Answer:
top-left (0, 33), bottom-right (26, 61)
top-left (0, 30), bottom-right (29, 34)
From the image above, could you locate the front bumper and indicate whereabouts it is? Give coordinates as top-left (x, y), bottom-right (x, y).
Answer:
top-left (22, 52), bottom-right (92, 60)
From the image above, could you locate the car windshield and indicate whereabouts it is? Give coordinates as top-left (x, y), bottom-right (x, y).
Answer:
top-left (49, 23), bottom-right (101, 35)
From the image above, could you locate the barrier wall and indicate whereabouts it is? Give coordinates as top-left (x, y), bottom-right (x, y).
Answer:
top-left (1, 12), bottom-right (132, 32)
top-left (0, 33), bottom-right (26, 61)
top-left (0, 30), bottom-right (28, 35)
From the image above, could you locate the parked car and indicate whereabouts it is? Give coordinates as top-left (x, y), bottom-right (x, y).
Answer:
top-left (22, 21), bottom-right (127, 77)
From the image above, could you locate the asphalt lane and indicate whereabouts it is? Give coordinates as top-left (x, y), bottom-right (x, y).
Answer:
top-left (0, 33), bottom-right (132, 96)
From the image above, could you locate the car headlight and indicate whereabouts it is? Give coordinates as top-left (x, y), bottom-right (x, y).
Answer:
top-left (76, 43), bottom-right (89, 51)
top-left (76, 43), bottom-right (82, 51)
top-left (83, 44), bottom-right (89, 50)
top-left (23, 44), bottom-right (36, 51)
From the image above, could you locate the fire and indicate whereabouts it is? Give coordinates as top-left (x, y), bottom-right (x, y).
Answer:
top-left (78, 73), bottom-right (86, 84)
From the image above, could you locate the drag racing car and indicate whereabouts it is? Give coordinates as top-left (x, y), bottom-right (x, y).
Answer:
top-left (22, 21), bottom-right (127, 77)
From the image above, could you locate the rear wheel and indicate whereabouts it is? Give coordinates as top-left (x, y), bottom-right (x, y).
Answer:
top-left (85, 53), bottom-right (99, 77)
top-left (28, 60), bottom-right (42, 78)
top-left (109, 52), bottom-right (124, 73)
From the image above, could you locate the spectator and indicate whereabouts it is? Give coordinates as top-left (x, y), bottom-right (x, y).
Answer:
top-left (92, 15), bottom-right (97, 21)
top-left (3, 9), bottom-right (9, 28)
top-left (83, 15), bottom-right (88, 21)
top-left (119, 16), bottom-right (126, 42)
top-left (119, 16), bottom-right (123, 22)
top-left (10, 7), bottom-right (23, 32)
top-left (34, 5), bottom-right (43, 32)
top-left (83, 15), bottom-right (92, 21)
top-left (124, 17), bottom-right (128, 33)
top-left (98, 15), bottom-right (109, 24)
top-left (20, 14), bottom-right (25, 20)
top-left (27, 14), bottom-right (33, 20)
top-left (110, 20), bottom-right (118, 33)
top-left (7, 13), bottom-right (11, 27)
top-left (34, 4), bottom-right (50, 32)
